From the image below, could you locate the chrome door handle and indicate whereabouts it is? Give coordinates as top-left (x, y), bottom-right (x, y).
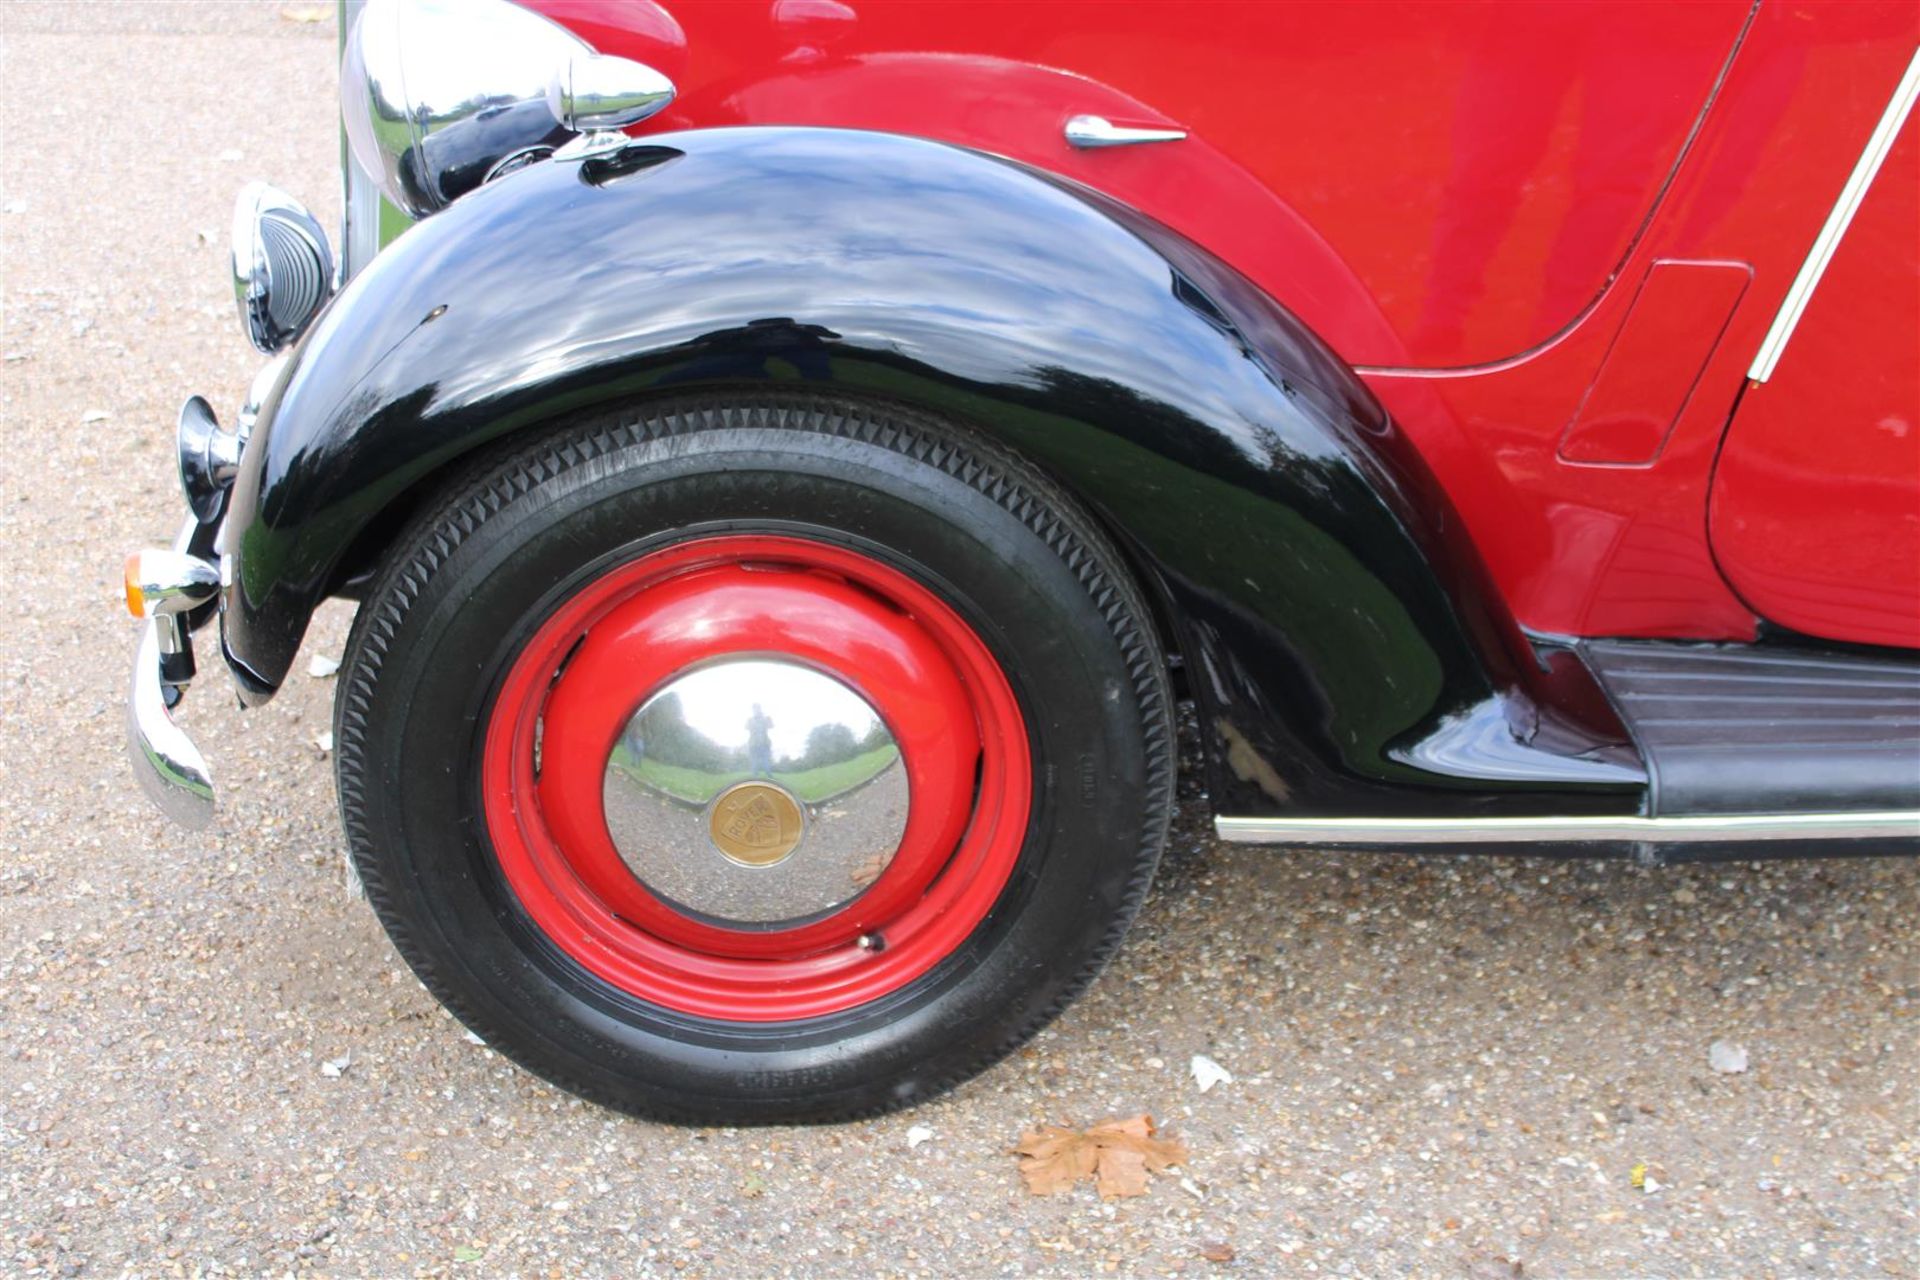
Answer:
top-left (1063, 114), bottom-right (1187, 149)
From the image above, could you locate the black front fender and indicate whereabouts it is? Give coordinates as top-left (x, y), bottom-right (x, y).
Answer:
top-left (223, 126), bottom-right (1638, 818)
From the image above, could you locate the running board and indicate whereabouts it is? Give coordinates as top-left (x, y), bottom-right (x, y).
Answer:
top-left (1583, 640), bottom-right (1920, 816)
top-left (1213, 640), bottom-right (1920, 854)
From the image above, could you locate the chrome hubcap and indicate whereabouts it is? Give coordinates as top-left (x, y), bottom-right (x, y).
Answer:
top-left (601, 659), bottom-right (908, 926)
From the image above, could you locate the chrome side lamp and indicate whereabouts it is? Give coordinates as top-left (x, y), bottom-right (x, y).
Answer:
top-left (231, 182), bottom-right (333, 354)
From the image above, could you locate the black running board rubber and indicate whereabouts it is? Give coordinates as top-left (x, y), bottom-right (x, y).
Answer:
top-left (1583, 640), bottom-right (1920, 817)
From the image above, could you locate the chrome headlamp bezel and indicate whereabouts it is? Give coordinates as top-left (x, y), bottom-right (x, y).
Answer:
top-left (230, 182), bottom-right (334, 355)
top-left (339, 0), bottom-right (677, 222)
top-left (340, 0), bottom-right (586, 220)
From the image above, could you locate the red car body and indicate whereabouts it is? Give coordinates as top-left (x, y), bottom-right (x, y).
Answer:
top-left (531, 0), bottom-right (1920, 650)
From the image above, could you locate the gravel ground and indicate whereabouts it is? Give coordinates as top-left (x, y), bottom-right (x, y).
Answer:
top-left (2, 5), bottom-right (1916, 1276)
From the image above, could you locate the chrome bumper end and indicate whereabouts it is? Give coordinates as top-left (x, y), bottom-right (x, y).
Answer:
top-left (127, 618), bottom-right (215, 830)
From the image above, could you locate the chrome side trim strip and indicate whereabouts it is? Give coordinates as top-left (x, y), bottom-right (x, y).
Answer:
top-left (1748, 46), bottom-right (1920, 383)
top-left (1215, 811), bottom-right (1920, 845)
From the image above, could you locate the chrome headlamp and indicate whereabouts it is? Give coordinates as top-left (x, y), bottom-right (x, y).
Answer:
top-left (231, 183), bottom-right (333, 354)
top-left (340, 0), bottom-right (675, 222)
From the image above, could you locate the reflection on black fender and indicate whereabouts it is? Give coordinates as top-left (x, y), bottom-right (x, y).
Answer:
top-left (223, 127), bottom-right (1638, 819)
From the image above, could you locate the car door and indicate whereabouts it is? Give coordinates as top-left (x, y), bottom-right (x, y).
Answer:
top-left (1709, 75), bottom-right (1920, 649)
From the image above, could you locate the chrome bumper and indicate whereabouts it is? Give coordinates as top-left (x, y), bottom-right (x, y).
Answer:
top-left (127, 618), bottom-right (214, 829)
top-left (125, 516), bottom-right (220, 829)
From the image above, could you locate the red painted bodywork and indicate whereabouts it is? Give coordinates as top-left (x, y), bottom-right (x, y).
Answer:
top-left (1709, 110), bottom-right (1920, 649)
top-left (1556, 261), bottom-right (1751, 466)
top-left (526, 0), bottom-right (1920, 651)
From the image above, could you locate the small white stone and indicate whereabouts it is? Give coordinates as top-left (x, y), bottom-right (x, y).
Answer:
top-left (1708, 1040), bottom-right (1748, 1074)
top-left (906, 1125), bottom-right (933, 1150)
top-left (307, 653), bottom-right (341, 679)
top-left (1191, 1054), bottom-right (1233, 1093)
top-left (319, 1050), bottom-right (352, 1078)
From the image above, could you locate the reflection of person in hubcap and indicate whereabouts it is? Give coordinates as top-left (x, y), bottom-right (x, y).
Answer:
top-left (746, 703), bottom-right (774, 775)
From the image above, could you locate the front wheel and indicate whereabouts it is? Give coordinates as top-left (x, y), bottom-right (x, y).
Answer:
top-left (335, 395), bottom-right (1173, 1122)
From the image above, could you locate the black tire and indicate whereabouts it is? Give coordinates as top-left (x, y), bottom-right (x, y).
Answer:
top-left (334, 394), bottom-right (1173, 1123)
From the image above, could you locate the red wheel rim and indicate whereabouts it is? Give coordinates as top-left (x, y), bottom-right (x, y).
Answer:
top-left (481, 535), bottom-right (1032, 1020)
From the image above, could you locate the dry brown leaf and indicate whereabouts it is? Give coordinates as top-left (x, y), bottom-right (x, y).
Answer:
top-left (1014, 1113), bottom-right (1188, 1199)
top-left (1097, 1141), bottom-right (1151, 1198)
top-left (1012, 1125), bottom-right (1098, 1195)
top-left (1199, 1241), bottom-right (1237, 1263)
